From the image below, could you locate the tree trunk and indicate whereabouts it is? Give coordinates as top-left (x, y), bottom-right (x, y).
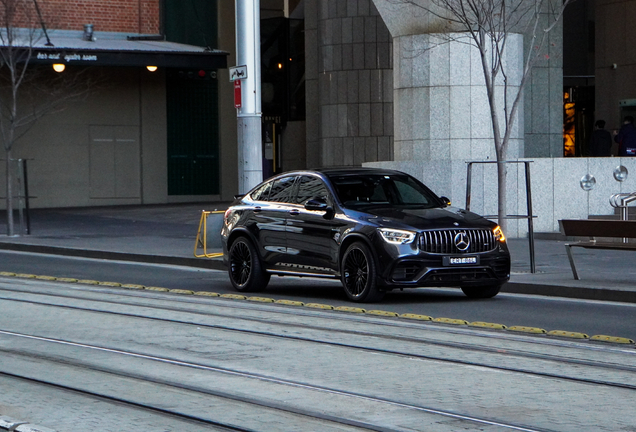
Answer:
top-left (5, 152), bottom-right (14, 236)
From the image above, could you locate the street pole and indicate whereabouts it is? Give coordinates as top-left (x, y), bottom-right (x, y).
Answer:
top-left (235, 0), bottom-right (263, 194)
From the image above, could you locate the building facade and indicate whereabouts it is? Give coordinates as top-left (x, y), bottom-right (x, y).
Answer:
top-left (2, 0), bottom-right (636, 237)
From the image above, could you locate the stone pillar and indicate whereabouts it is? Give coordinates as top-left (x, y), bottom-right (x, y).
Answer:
top-left (308, 0), bottom-right (394, 168)
top-left (393, 33), bottom-right (523, 163)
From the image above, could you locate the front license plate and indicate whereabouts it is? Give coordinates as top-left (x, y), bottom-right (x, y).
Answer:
top-left (443, 256), bottom-right (479, 266)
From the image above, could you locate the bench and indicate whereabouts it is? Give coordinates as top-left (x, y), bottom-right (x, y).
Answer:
top-left (559, 219), bottom-right (636, 280)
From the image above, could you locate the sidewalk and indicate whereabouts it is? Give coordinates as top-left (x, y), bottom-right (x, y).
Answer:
top-left (1, 203), bottom-right (635, 303)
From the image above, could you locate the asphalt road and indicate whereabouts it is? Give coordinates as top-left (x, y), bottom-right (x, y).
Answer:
top-left (2, 250), bottom-right (635, 340)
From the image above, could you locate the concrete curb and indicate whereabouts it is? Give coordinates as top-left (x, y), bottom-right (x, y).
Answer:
top-left (2, 241), bottom-right (635, 304)
top-left (503, 282), bottom-right (636, 304)
top-left (0, 242), bottom-right (226, 271)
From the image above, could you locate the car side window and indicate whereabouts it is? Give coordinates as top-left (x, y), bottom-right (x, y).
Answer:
top-left (394, 178), bottom-right (430, 205)
top-left (250, 181), bottom-right (272, 202)
top-left (268, 176), bottom-right (296, 203)
top-left (296, 175), bottom-right (329, 205)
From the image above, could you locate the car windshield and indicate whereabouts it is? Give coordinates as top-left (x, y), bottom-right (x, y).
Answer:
top-left (329, 173), bottom-right (441, 209)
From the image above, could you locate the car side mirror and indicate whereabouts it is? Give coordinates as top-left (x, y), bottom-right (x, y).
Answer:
top-left (305, 198), bottom-right (334, 219)
top-left (305, 198), bottom-right (328, 211)
top-left (440, 196), bottom-right (451, 207)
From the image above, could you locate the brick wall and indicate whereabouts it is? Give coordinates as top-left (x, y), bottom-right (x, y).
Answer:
top-left (10, 0), bottom-right (161, 34)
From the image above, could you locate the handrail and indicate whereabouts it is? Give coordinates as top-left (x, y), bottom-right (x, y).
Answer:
top-left (466, 160), bottom-right (536, 273)
top-left (194, 210), bottom-right (224, 258)
top-left (609, 192), bottom-right (636, 243)
top-left (609, 192), bottom-right (636, 221)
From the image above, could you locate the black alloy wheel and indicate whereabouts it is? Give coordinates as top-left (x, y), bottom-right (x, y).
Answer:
top-left (461, 284), bottom-right (502, 299)
top-left (228, 237), bottom-right (270, 292)
top-left (341, 242), bottom-right (384, 303)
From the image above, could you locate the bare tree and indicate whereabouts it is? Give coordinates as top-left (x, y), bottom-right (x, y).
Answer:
top-left (387, 0), bottom-right (572, 231)
top-left (0, 0), bottom-right (93, 235)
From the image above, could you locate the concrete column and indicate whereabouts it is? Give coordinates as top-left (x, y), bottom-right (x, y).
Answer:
top-left (392, 32), bottom-right (523, 162)
top-left (311, 0), bottom-right (394, 168)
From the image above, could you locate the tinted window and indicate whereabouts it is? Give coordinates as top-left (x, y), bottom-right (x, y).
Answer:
top-left (296, 176), bottom-right (329, 205)
top-left (250, 181), bottom-right (272, 201)
top-left (268, 176), bottom-right (296, 203)
top-left (330, 174), bottom-right (439, 208)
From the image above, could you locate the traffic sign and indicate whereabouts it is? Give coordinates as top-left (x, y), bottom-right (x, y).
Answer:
top-left (229, 65), bottom-right (247, 81)
top-left (234, 79), bottom-right (242, 108)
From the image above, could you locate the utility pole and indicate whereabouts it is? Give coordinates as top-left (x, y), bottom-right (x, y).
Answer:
top-left (235, 0), bottom-right (263, 194)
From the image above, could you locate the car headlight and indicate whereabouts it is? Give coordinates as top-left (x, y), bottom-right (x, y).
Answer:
top-left (493, 225), bottom-right (506, 243)
top-left (378, 228), bottom-right (416, 245)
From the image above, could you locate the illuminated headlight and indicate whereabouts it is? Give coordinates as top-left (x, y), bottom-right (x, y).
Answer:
top-left (378, 228), bottom-right (416, 245)
top-left (493, 226), bottom-right (506, 243)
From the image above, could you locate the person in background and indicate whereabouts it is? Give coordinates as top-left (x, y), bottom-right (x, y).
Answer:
top-left (614, 116), bottom-right (636, 156)
top-left (589, 120), bottom-right (612, 156)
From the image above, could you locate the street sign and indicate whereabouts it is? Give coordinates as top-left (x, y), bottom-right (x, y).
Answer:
top-left (234, 79), bottom-right (242, 108)
top-left (229, 65), bottom-right (248, 82)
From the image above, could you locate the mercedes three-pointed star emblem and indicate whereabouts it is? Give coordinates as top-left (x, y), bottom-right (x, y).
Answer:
top-left (454, 231), bottom-right (470, 251)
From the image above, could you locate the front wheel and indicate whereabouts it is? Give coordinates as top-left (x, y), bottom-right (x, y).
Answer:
top-left (341, 242), bottom-right (384, 303)
top-left (461, 284), bottom-right (502, 299)
top-left (228, 237), bottom-right (270, 292)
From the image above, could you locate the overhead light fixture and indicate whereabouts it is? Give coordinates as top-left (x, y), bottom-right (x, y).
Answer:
top-left (52, 64), bottom-right (65, 72)
top-left (146, 65), bottom-right (158, 72)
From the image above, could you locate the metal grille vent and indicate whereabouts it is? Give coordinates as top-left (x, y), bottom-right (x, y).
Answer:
top-left (419, 229), bottom-right (496, 254)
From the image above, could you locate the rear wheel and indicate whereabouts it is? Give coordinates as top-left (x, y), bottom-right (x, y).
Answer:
top-left (341, 242), bottom-right (384, 303)
top-left (228, 236), bottom-right (270, 292)
top-left (461, 284), bottom-right (502, 299)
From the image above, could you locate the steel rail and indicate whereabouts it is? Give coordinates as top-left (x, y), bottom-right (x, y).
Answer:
top-left (1, 292), bottom-right (635, 390)
top-left (0, 330), bottom-right (550, 432)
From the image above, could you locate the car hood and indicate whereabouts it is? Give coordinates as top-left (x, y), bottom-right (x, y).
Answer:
top-left (360, 206), bottom-right (495, 230)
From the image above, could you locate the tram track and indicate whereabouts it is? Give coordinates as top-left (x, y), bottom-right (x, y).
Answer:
top-left (1, 279), bottom-right (635, 431)
top-left (0, 282), bottom-right (635, 389)
top-left (0, 332), bottom-right (547, 432)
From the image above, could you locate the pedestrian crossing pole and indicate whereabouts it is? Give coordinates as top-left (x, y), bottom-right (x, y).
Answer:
top-left (235, 0), bottom-right (263, 194)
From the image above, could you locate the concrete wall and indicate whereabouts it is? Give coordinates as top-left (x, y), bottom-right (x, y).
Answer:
top-left (1, 68), bottom-right (169, 209)
top-left (366, 157), bottom-right (636, 237)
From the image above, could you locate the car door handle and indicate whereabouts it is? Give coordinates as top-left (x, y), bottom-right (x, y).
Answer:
top-left (254, 206), bottom-right (262, 213)
top-left (289, 209), bottom-right (300, 216)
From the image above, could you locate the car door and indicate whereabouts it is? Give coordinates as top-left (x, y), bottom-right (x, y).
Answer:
top-left (253, 175), bottom-right (296, 267)
top-left (284, 175), bottom-right (339, 275)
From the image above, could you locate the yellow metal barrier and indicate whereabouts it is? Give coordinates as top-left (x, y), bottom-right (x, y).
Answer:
top-left (194, 210), bottom-right (224, 258)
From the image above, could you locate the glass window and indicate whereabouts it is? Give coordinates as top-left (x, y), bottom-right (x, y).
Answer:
top-left (250, 181), bottom-right (272, 202)
top-left (296, 176), bottom-right (329, 205)
top-left (268, 176), bottom-right (296, 203)
top-left (394, 178), bottom-right (431, 205)
top-left (330, 174), bottom-right (439, 208)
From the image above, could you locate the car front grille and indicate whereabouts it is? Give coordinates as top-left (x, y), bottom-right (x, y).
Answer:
top-left (419, 229), bottom-right (497, 254)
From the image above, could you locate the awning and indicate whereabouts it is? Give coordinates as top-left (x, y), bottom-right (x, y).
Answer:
top-left (10, 29), bottom-right (228, 69)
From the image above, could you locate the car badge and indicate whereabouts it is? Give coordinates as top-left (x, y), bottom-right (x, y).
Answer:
top-left (454, 232), bottom-right (470, 251)
top-left (453, 222), bottom-right (459, 226)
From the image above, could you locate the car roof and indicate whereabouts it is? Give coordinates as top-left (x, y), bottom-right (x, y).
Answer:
top-left (313, 167), bottom-right (409, 177)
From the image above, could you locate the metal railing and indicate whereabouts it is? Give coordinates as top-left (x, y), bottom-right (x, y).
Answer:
top-left (465, 160), bottom-right (536, 273)
top-left (609, 192), bottom-right (636, 243)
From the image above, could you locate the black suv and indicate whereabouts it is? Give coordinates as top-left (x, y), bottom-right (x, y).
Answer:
top-left (222, 168), bottom-right (510, 302)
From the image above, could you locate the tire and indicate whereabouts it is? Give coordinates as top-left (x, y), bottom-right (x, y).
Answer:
top-left (461, 284), bottom-right (502, 299)
top-left (228, 236), bottom-right (270, 292)
top-left (341, 242), bottom-right (385, 303)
